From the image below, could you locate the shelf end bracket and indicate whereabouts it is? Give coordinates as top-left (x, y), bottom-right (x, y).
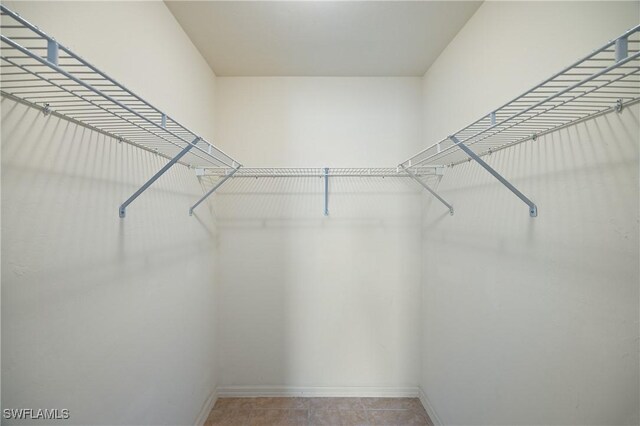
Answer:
top-left (47, 39), bottom-right (58, 65)
top-left (449, 135), bottom-right (537, 217)
top-left (400, 164), bottom-right (454, 215)
top-left (119, 137), bottom-right (200, 218)
top-left (189, 164), bottom-right (241, 216)
top-left (615, 36), bottom-right (628, 63)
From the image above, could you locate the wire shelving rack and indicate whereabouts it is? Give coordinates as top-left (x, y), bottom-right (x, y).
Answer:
top-left (1, 4), bottom-right (638, 218)
top-left (0, 5), bottom-right (241, 217)
top-left (400, 24), bottom-right (640, 216)
top-left (191, 167), bottom-right (444, 216)
top-left (199, 167), bottom-right (442, 179)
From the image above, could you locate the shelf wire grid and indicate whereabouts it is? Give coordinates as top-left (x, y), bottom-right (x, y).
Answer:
top-left (197, 167), bottom-right (443, 216)
top-left (0, 5), bottom-right (239, 169)
top-left (200, 167), bottom-right (442, 179)
top-left (402, 25), bottom-right (640, 168)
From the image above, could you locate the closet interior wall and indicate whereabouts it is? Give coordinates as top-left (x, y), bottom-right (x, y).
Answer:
top-left (2, 1), bottom-right (639, 425)
top-left (1, 2), bottom-right (221, 425)
top-left (418, 2), bottom-right (640, 425)
top-left (212, 77), bottom-right (425, 393)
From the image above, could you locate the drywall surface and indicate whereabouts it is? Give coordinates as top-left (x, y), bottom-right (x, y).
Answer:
top-left (1, 2), bottom-right (221, 425)
top-left (213, 77), bottom-right (424, 391)
top-left (419, 2), bottom-right (640, 425)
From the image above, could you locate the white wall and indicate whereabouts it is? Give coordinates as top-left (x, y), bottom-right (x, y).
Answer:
top-left (4, 2), bottom-right (637, 423)
top-left (213, 77), bottom-right (425, 392)
top-left (1, 2), bottom-right (222, 424)
top-left (419, 2), bottom-right (639, 425)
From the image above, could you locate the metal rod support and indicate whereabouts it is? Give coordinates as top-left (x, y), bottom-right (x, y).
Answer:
top-left (189, 165), bottom-right (241, 216)
top-left (324, 167), bottom-right (329, 216)
top-left (119, 137), bottom-right (200, 218)
top-left (400, 165), bottom-right (454, 215)
top-left (449, 135), bottom-right (537, 217)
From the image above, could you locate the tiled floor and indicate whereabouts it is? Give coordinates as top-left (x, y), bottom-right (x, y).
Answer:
top-left (205, 397), bottom-right (433, 426)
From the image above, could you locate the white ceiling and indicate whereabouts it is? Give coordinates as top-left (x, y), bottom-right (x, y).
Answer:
top-left (165, 1), bottom-right (482, 77)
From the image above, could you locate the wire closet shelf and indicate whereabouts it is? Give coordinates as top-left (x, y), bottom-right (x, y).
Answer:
top-left (401, 25), bottom-right (640, 169)
top-left (0, 5), bottom-right (239, 170)
top-left (1, 3), bottom-right (638, 218)
top-left (199, 167), bottom-right (443, 178)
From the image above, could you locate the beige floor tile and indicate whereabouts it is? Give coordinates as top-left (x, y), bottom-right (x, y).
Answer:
top-left (309, 408), bottom-right (370, 426)
top-left (413, 405), bottom-right (432, 426)
top-left (205, 408), bottom-right (252, 426)
top-left (253, 397), bottom-right (310, 409)
top-left (338, 410), bottom-right (369, 426)
top-left (367, 409), bottom-right (429, 426)
top-left (214, 398), bottom-right (258, 410)
top-left (360, 398), bottom-right (422, 410)
top-left (207, 397), bottom-right (433, 426)
top-left (309, 409), bottom-right (342, 425)
top-left (248, 408), bottom-right (309, 426)
top-left (308, 398), bottom-right (364, 410)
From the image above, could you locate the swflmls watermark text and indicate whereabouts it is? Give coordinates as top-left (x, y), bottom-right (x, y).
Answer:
top-left (3, 408), bottom-right (70, 420)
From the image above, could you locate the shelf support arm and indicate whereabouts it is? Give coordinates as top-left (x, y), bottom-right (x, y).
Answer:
top-left (189, 165), bottom-right (241, 216)
top-left (400, 165), bottom-right (454, 215)
top-left (119, 137), bottom-right (200, 218)
top-left (449, 135), bottom-right (537, 217)
top-left (323, 167), bottom-right (329, 216)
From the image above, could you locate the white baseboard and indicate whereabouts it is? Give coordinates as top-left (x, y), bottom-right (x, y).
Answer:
top-left (194, 389), bottom-right (217, 426)
top-left (216, 386), bottom-right (420, 398)
top-left (418, 386), bottom-right (442, 426)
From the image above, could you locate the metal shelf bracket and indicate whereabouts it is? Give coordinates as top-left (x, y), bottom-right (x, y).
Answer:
top-left (119, 137), bottom-right (201, 218)
top-left (400, 165), bottom-right (454, 215)
top-left (449, 135), bottom-right (537, 217)
top-left (324, 167), bottom-right (329, 216)
top-left (615, 36), bottom-right (628, 62)
top-left (189, 164), bottom-right (242, 216)
top-left (47, 39), bottom-right (58, 65)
